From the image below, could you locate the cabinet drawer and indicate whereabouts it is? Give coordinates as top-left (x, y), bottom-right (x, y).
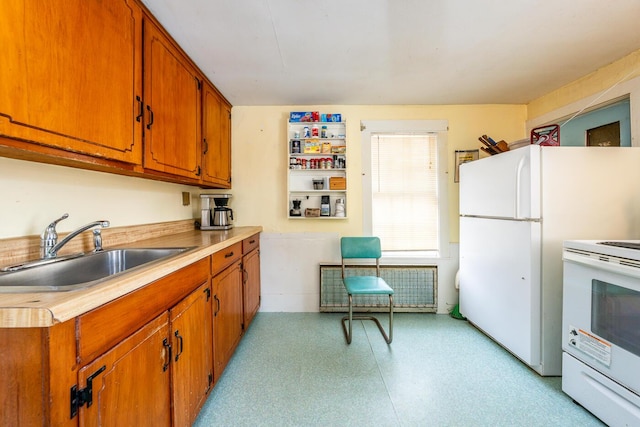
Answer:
top-left (242, 233), bottom-right (260, 254)
top-left (77, 258), bottom-right (209, 364)
top-left (212, 242), bottom-right (242, 276)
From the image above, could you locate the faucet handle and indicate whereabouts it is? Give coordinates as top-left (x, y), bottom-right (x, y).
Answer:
top-left (40, 213), bottom-right (69, 257)
top-left (41, 213), bottom-right (69, 239)
top-left (92, 229), bottom-right (104, 252)
top-left (44, 213), bottom-right (69, 233)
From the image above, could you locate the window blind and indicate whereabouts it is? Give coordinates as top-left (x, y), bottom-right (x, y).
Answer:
top-left (371, 134), bottom-right (439, 251)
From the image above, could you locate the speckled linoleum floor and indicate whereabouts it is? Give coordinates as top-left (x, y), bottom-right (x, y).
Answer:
top-left (193, 313), bottom-right (604, 427)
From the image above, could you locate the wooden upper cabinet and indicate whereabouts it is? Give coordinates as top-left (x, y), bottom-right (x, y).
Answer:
top-left (202, 81), bottom-right (232, 188)
top-left (0, 0), bottom-right (143, 164)
top-left (142, 18), bottom-right (202, 179)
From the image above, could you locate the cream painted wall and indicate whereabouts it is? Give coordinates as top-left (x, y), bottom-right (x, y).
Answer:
top-left (0, 104), bottom-right (526, 244)
top-left (0, 157), bottom-right (198, 238)
top-left (528, 48), bottom-right (640, 120)
top-left (229, 105), bottom-right (527, 243)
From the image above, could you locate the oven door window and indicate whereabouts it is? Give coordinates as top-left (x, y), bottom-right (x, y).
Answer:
top-left (592, 279), bottom-right (640, 357)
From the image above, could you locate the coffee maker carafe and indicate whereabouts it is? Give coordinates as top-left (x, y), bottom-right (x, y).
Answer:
top-left (200, 194), bottom-right (233, 230)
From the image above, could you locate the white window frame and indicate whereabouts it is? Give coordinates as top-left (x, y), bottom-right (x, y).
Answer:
top-left (361, 120), bottom-right (450, 259)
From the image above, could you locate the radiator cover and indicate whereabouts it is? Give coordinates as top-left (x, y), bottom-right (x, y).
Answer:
top-left (319, 264), bottom-right (437, 312)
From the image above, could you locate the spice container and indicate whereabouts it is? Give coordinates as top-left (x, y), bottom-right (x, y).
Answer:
top-left (335, 198), bottom-right (345, 217)
top-left (312, 179), bottom-right (324, 190)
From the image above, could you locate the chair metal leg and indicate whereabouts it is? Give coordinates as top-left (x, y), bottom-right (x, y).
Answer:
top-left (388, 294), bottom-right (393, 343)
top-left (341, 294), bottom-right (393, 344)
top-left (341, 295), bottom-right (354, 344)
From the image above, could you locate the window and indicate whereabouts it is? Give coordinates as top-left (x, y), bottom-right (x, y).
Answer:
top-left (361, 120), bottom-right (449, 256)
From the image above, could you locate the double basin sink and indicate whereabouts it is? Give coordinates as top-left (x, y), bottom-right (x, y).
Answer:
top-left (0, 247), bottom-right (195, 293)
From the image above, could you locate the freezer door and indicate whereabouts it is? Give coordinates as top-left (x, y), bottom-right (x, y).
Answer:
top-left (459, 216), bottom-right (542, 366)
top-left (459, 145), bottom-right (541, 219)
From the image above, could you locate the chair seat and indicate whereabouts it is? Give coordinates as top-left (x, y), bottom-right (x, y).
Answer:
top-left (343, 276), bottom-right (394, 295)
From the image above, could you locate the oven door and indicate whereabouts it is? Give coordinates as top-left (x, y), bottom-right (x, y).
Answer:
top-left (562, 250), bottom-right (640, 395)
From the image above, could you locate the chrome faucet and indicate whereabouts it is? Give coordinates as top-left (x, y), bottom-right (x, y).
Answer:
top-left (40, 213), bottom-right (110, 259)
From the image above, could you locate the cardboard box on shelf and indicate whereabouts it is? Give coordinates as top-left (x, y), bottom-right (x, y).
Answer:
top-left (305, 208), bottom-right (320, 217)
top-left (329, 177), bottom-right (346, 190)
top-left (304, 140), bottom-right (320, 153)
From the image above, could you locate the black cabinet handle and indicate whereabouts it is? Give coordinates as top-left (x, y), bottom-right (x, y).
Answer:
top-left (214, 294), bottom-right (220, 317)
top-left (203, 138), bottom-right (209, 155)
top-left (146, 105), bottom-right (154, 129)
top-left (162, 338), bottom-right (172, 372)
top-left (224, 251), bottom-right (234, 258)
top-left (135, 96), bottom-right (143, 122)
top-left (174, 330), bottom-right (184, 362)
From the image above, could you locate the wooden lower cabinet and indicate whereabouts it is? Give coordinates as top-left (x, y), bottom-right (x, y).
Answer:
top-left (78, 282), bottom-right (213, 427)
top-left (78, 313), bottom-right (172, 427)
top-left (242, 235), bottom-right (261, 329)
top-left (212, 258), bottom-right (244, 383)
top-left (170, 283), bottom-right (213, 426)
top-left (0, 240), bottom-right (261, 426)
top-left (0, 319), bottom-right (77, 427)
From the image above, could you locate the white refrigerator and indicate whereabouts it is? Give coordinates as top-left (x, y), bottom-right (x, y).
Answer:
top-left (459, 145), bottom-right (640, 376)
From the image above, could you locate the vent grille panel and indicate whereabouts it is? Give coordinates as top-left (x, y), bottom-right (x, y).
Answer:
top-left (320, 264), bottom-right (437, 312)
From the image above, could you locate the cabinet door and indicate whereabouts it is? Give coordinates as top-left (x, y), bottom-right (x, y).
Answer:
top-left (143, 18), bottom-right (202, 179)
top-left (202, 81), bottom-right (232, 188)
top-left (212, 259), bottom-right (243, 382)
top-left (0, 0), bottom-right (143, 164)
top-left (78, 313), bottom-right (171, 427)
top-left (170, 282), bottom-right (213, 427)
top-left (243, 247), bottom-right (261, 329)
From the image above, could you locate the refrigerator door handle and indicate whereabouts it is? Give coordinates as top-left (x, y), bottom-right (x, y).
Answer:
top-left (515, 157), bottom-right (525, 219)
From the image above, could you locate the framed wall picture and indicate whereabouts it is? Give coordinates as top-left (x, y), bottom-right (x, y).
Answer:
top-left (586, 121), bottom-right (620, 146)
top-left (454, 149), bottom-right (479, 183)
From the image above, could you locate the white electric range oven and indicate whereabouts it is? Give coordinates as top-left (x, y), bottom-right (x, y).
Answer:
top-left (562, 240), bottom-right (640, 426)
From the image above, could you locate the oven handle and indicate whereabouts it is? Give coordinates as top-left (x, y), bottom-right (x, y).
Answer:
top-left (564, 251), bottom-right (640, 280)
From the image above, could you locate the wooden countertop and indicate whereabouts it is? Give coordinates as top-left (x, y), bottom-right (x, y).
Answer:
top-left (0, 226), bottom-right (262, 328)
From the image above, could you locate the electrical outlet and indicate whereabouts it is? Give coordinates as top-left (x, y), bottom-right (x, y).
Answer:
top-left (182, 192), bottom-right (190, 206)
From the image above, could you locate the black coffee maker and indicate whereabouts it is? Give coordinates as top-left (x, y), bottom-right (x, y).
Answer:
top-left (200, 194), bottom-right (233, 230)
top-left (290, 199), bottom-right (302, 217)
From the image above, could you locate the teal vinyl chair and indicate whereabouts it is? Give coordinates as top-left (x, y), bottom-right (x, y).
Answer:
top-left (340, 237), bottom-right (394, 344)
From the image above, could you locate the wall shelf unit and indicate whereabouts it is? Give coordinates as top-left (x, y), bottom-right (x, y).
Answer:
top-left (287, 120), bottom-right (347, 219)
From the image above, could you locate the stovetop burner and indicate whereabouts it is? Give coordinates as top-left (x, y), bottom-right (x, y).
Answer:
top-left (599, 241), bottom-right (640, 250)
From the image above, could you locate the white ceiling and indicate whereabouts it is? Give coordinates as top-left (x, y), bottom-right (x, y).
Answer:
top-left (140, 0), bottom-right (640, 106)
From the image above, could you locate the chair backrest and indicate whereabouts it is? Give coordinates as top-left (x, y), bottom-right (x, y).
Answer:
top-left (341, 237), bottom-right (382, 259)
top-left (340, 237), bottom-right (382, 277)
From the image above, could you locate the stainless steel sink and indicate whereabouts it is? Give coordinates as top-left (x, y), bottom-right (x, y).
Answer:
top-left (0, 247), bottom-right (196, 293)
